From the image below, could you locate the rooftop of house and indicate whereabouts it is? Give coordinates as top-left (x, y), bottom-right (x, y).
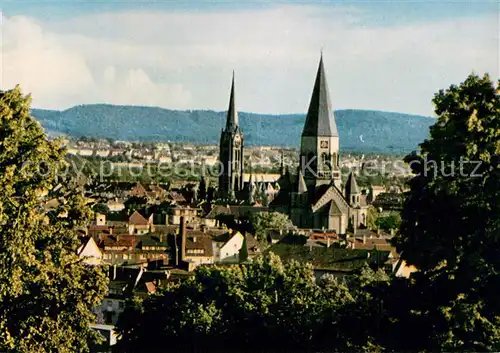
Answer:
top-left (129, 210), bottom-right (150, 225)
top-left (267, 244), bottom-right (390, 272)
top-left (102, 235), bottom-right (136, 248)
top-left (184, 236), bottom-right (214, 258)
top-left (205, 205), bottom-right (269, 219)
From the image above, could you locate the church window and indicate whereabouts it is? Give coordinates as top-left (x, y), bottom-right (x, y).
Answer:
top-left (321, 153), bottom-right (329, 165)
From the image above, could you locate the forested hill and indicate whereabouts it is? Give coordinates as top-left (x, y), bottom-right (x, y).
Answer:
top-left (31, 104), bottom-right (435, 154)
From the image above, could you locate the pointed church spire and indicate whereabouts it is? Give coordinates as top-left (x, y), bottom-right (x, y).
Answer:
top-left (297, 168), bottom-right (308, 194)
top-left (345, 171), bottom-right (360, 207)
top-left (302, 54), bottom-right (338, 137)
top-left (345, 171), bottom-right (360, 196)
top-left (226, 71), bottom-right (239, 132)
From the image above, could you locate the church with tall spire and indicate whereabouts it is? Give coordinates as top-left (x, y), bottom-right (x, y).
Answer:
top-left (270, 54), bottom-right (367, 234)
top-left (218, 72), bottom-right (244, 201)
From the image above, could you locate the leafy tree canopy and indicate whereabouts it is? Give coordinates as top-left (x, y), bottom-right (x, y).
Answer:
top-left (114, 254), bottom-right (389, 352)
top-left (249, 212), bottom-right (291, 240)
top-left (0, 87), bottom-right (108, 352)
top-left (394, 74), bottom-right (500, 350)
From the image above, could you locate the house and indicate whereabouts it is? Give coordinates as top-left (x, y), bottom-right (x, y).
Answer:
top-left (168, 206), bottom-right (199, 225)
top-left (178, 218), bottom-right (214, 270)
top-left (77, 237), bottom-right (104, 265)
top-left (128, 210), bottom-right (154, 235)
top-left (95, 149), bottom-right (110, 158)
top-left (213, 230), bottom-right (245, 263)
top-left (129, 183), bottom-right (148, 198)
top-left (98, 233), bottom-right (169, 266)
top-left (242, 173), bottom-right (281, 183)
top-left (107, 199), bottom-right (125, 212)
top-left (78, 148), bottom-right (94, 156)
top-left (203, 156), bottom-right (218, 166)
top-left (157, 155), bottom-right (172, 163)
top-left (202, 205), bottom-right (269, 227)
top-left (305, 230), bottom-right (340, 248)
top-left (392, 258), bottom-right (418, 278)
top-left (267, 229), bottom-right (286, 245)
top-left (95, 213), bottom-right (107, 226)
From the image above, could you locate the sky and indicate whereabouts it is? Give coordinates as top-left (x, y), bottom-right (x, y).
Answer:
top-left (0, 0), bottom-right (498, 116)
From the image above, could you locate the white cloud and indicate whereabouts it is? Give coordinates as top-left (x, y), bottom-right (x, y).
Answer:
top-left (0, 5), bottom-right (498, 115)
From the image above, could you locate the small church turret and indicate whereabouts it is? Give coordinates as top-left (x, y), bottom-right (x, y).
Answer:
top-left (218, 71), bottom-right (244, 201)
top-left (345, 171), bottom-right (361, 207)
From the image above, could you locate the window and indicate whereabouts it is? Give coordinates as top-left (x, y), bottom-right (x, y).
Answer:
top-left (119, 302), bottom-right (125, 309)
top-left (321, 153), bottom-right (328, 165)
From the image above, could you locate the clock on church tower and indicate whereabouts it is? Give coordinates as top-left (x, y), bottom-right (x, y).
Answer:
top-left (320, 140), bottom-right (329, 148)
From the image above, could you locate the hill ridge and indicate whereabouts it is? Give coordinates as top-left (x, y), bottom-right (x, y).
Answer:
top-left (31, 104), bottom-right (435, 154)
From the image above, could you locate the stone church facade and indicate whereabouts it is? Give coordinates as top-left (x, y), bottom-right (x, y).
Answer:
top-left (217, 56), bottom-right (367, 234)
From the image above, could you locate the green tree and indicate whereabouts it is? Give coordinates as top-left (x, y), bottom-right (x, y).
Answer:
top-left (114, 254), bottom-right (389, 352)
top-left (124, 196), bottom-right (148, 212)
top-left (375, 213), bottom-right (401, 232)
top-left (248, 212), bottom-right (290, 240)
top-left (0, 87), bottom-right (108, 352)
top-left (393, 74), bottom-right (500, 350)
top-left (92, 202), bottom-right (110, 216)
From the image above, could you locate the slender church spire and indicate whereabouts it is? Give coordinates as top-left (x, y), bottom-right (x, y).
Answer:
top-left (226, 70), bottom-right (239, 132)
top-left (302, 54), bottom-right (338, 137)
top-left (297, 168), bottom-right (308, 194)
top-left (218, 71), bottom-right (244, 201)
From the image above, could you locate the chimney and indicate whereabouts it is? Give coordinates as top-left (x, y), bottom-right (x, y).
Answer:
top-left (113, 264), bottom-right (117, 280)
top-left (193, 236), bottom-right (197, 243)
top-left (327, 236), bottom-right (331, 248)
top-left (180, 216), bottom-right (187, 262)
top-left (363, 235), bottom-right (366, 244)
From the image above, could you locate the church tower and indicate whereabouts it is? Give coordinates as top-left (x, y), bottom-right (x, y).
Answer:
top-left (218, 72), bottom-right (244, 200)
top-left (300, 54), bottom-right (341, 191)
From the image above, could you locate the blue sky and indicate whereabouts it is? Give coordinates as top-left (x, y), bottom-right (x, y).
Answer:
top-left (1, 0), bottom-right (498, 115)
